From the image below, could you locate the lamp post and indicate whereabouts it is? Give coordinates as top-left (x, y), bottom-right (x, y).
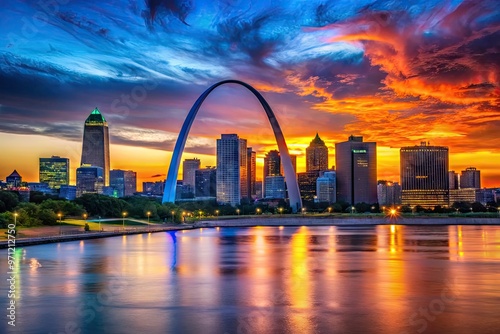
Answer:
top-left (256, 208), bottom-right (261, 215)
top-left (83, 213), bottom-right (87, 221)
top-left (328, 207), bottom-right (332, 215)
top-left (351, 206), bottom-right (355, 215)
top-left (171, 211), bottom-right (175, 223)
top-left (301, 207), bottom-right (305, 216)
top-left (122, 212), bottom-right (127, 230)
top-left (215, 210), bottom-right (219, 217)
top-left (236, 209), bottom-right (240, 216)
top-left (58, 213), bottom-right (62, 235)
top-left (279, 207), bottom-right (283, 216)
top-left (147, 211), bottom-right (151, 230)
top-left (14, 213), bottom-right (18, 235)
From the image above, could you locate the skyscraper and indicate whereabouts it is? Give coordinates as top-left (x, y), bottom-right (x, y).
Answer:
top-left (81, 107), bottom-right (110, 186)
top-left (306, 133), bottom-right (328, 172)
top-left (460, 167), bottom-right (480, 189)
top-left (247, 148), bottom-right (256, 199)
top-left (39, 156), bottom-right (69, 189)
top-left (109, 169), bottom-right (137, 197)
top-left (216, 134), bottom-right (246, 206)
top-left (400, 142), bottom-right (449, 208)
top-left (297, 171), bottom-right (320, 202)
top-left (449, 171), bottom-right (459, 190)
top-left (316, 171), bottom-right (336, 203)
top-left (182, 158), bottom-right (201, 190)
top-left (239, 139), bottom-right (248, 199)
top-left (377, 180), bottom-right (402, 206)
top-left (264, 175), bottom-right (286, 199)
top-left (335, 135), bottom-right (377, 205)
top-left (263, 150), bottom-right (281, 197)
top-left (195, 167), bottom-right (216, 198)
top-left (76, 165), bottom-right (104, 197)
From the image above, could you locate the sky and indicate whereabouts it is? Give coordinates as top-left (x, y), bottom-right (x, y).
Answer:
top-left (0, 0), bottom-right (499, 190)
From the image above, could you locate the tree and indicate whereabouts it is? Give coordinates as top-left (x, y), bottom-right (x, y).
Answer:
top-left (0, 191), bottom-right (20, 213)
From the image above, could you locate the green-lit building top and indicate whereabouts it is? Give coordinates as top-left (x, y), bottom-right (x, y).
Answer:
top-left (85, 107), bottom-right (107, 125)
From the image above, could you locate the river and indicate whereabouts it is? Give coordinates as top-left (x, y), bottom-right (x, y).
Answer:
top-left (1, 225), bottom-right (499, 333)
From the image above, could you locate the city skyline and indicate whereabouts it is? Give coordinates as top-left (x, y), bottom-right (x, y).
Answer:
top-left (1, 1), bottom-right (499, 188)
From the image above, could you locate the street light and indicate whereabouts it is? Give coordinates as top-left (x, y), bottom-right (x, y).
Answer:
top-left (147, 211), bottom-right (151, 228)
top-left (279, 207), bottom-right (283, 216)
top-left (14, 212), bottom-right (18, 228)
top-left (171, 211), bottom-right (175, 223)
top-left (215, 209), bottom-right (219, 217)
top-left (122, 212), bottom-right (127, 230)
top-left (328, 207), bottom-right (332, 214)
top-left (236, 209), bottom-right (240, 216)
top-left (302, 208), bottom-right (305, 216)
top-left (83, 213), bottom-right (87, 221)
top-left (256, 208), bottom-right (261, 215)
top-left (351, 206), bottom-right (355, 215)
top-left (58, 213), bottom-right (62, 235)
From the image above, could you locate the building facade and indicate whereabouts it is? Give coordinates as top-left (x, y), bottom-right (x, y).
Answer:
top-left (6, 170), bottom-right (22, 188)
top-left (81, 108), bottom-right (110, 186)
top-left (448, 171), bottom-right (459, 190)
top-left (195, 167), bottom-right (216, 198)
top-left (400, 142), bottom-right (449, 208)
top-left (142, 181), bottom-right (165, 196)
top-left (216, 134), bottom-right (246, 206)
top-left (306, 133), bottom-right (328, 172)
top-left (39, 156), bottom-right (69, 189)
top-left (109, 169), bottom-right (137, 198)
top-left (316, 171), bottom-right (336, 203)
top-left (247, 148), bottom-right (256, 199)
top-left (264, 175), bottom-right (286, 199)
top-left (76, 165), bottom-right (104, 197)
top-left (377, 180), bottom-right (402, 206)
top-left (335, 135), bottom-right (377, 205)
top-left (298, 171), bottom-right (320, 202)
top-left (460, 167), bottom-right (480, 189)
top-left (182, 158), bottom-right (201, 189)
top-left (239, 139), bottom-right (248, 200)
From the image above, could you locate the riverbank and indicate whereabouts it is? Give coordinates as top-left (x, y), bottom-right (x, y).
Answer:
top-left (1, 215), bottom-right (499, 249)
top-left (0, 225), bottom-right (195, 249)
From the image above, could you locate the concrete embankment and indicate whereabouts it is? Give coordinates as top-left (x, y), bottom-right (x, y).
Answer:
top-left (0, 225), bottom-right (195, 249)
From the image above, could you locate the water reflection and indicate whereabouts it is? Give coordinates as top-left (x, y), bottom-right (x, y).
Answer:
top-left (0, 225), bottom-right (499, 333)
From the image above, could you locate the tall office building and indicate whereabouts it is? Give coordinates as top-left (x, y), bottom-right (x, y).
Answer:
top-left (316, 171), bottom-right (336, 203)
top-left (39, 156), bottom-right (69, 189)
top-left (263, 150), bottom-right (281, 197)
top-left (335, 135), bottom-right (377, 205)
top-left (298, 171), bottom-right (320, 202)
top-left (460, 167), bottom-right (480, 189)
top-left (400, 142), bottom-right (449, 207)
top-left (81, 107), bottom-right (110, 186)
top-left (182, 158), bottom-right (201, 189)
top-left (264, 175), bottom-right (286, 199)
top-left (195, 167), bottom-right (216, 198)
top-left (306, 133), bottom-right (329, 172)
top-left (239, 139), bottom-right (248, 200)
top-left (216, 134), bottom-right (246, 206)
top-left (449, 171), bottom-right (459, 190)
top-left (377, 180), bottom-right (402, 206)
top-left (76, 165), bottom-right (104, 197)
top-left (247, 148), bottom-right (256, 199)
top-left (109, 169), bottom-right (137, 198)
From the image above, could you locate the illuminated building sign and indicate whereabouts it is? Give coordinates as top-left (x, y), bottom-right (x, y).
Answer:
top-left (352, 149), bottom-right (367, 153)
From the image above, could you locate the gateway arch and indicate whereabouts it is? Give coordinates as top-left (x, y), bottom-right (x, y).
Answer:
top-left (162, 80), bottom-right (303, 212)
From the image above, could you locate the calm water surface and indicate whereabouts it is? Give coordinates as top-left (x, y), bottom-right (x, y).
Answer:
top-left (1, 225), bottom-right (500, 334)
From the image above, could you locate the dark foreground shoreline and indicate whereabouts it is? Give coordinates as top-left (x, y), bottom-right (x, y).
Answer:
top-left (1, 216), bottom-right (499, 249)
